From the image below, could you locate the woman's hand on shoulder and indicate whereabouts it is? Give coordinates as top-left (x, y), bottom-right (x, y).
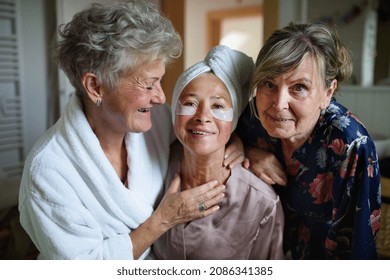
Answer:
top-left (223, 133), bottom-right (245, 169)
top-left (154, 174), bottom-right (226, 230)
top-left (245, 147), bottom-right (287, 186)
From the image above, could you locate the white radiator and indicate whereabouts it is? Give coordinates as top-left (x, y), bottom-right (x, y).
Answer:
top-left (0, 0), bottom-right (24, 178)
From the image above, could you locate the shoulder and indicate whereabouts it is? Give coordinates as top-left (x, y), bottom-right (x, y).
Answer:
top-left (317, 100), bottom-right (379, 170)
top-left (320, 100), bottom-right (374, 145)
top-left (24, 125), bottom-right (61, 173)
top-left (226, 166), bottom-right (283, 224)
top-left (19, 125), bottom-right (79, 205)
top-left (229, 165), bottom-right (279, 201)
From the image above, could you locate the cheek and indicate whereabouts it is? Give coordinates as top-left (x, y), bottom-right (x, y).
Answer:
top-left (292, 105), bottom-right (315, 126)
top-left (255, 96), bottom-right (265, 114)
top-left (174, 116), bottom-right (189, 138)
top-left (256, 88), bottom-right (268, 105)
top-left (219, 122), bottom-right (233, 143)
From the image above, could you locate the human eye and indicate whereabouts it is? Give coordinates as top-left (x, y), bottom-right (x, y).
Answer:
top-left (293, 84), bottom-right (306, 91)
top-left (257, 80), bottom-right (275, 96)
top-left (146, 82), bottom-right (158, 91)
top-left (182, 99), bottom-right (197, 108)
top-left (212, 102), bottom-right (226, 110)
top-left (258, 80), bottom-right (275, 89)
top-left (291, 83), bottom-right (310, 98)
top-left (144, 78), bottom-right (162, 91)
top-left (263, 80), bottom-right (275, 89)
top-left (258, 80), bottom-right (276, 92)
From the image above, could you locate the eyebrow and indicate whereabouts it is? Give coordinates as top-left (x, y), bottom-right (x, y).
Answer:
top-left (288, 70), bottom-right (313, 83)
top-left (180, 93), bottom-right (196, 98)
top-left (212, 95), bottom-right (229, 101)
top-left (284, 75), bottom-right (312, 85)
top-left (180, 93), bottom-right (229, 100)
top-left (296, 78), bottom-right (312, 86)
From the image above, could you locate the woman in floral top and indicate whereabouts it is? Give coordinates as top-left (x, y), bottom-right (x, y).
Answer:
top-left (236, 22), bottom-right (381, 259)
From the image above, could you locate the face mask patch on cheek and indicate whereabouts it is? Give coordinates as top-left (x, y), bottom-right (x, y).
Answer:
top-left (210, 108), bottom-right (233, 122)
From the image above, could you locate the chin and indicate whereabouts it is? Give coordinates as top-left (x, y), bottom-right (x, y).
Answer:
top-left (131, 123), bottom-right (152, 133)
top-left (267, 129), bottom-right (287, 139)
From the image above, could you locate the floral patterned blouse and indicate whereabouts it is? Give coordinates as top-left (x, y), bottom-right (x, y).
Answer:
top-left (236, 98), bottom-right (381, 259)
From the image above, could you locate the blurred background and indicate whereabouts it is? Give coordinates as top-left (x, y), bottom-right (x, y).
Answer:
top-left (0, 0), bottom-right (390, 259)
top-left (0, 0), bottom-right (389, 223)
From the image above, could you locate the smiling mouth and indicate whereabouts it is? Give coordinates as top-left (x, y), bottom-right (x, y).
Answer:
top-left (271, 115), bottom-right (293, 122)
top-left (190, 130), bottom-right (213, 135)
top-left (138, 108), bottom-right (151, 113)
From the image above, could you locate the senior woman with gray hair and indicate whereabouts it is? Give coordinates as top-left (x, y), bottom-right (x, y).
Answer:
top-left (18, 1), bottom-right (244, 260)
top-left (236, 22), bottom-right (381, 259)
top-left (154, 45), bottom-right (285, 259)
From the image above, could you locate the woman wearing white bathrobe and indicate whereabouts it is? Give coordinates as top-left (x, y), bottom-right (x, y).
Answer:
top-left (18, 1), bottom-right (243, 260)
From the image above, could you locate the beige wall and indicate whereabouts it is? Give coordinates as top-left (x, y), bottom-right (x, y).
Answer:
top-left (185, 0), bottom-right (263, 68)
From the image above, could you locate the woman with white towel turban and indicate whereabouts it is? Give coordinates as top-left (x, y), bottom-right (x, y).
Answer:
top-left (153, 45), bottom-right (285, 259)
top-left (18, 1), bottom-right (244, 260)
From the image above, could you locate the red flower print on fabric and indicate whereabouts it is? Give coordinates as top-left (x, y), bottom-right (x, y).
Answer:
top-left (309, 172), bottom-right (334, 204)
top-left (348, 111), bottom-right (364, 126)
top-left (367, 157), bottom-right (374, 178)
top-left (329, 138), bottom-right (346, 155)
top-left (340, 153), bottom-right (358, 179)
top-left (287, 158), bottom-right (301, 176)
top-left (256, 137), bottom-right (271, 150)
top-left (370, 209), bottom-right (381, 235)
top-left (325, 238), bottom-right (337, 251)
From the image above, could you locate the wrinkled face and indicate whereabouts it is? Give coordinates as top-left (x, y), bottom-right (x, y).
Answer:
top-left (175, 73), bottom-right (233, 157)
top-left (100, 59), bottom-right (166, 133)
top-left (255, 55), bottom-right (334, 145)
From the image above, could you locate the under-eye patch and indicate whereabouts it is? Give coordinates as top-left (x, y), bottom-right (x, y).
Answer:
top-left (175, 102), bottom-right (196, 116)
top-left (210, 107), bottom-right (234, 121)
top-left (175, 102), bottom-right (233, 122)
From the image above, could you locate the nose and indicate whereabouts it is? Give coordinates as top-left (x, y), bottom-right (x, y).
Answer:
top-left (272, 87), bottom-right (289, 111)
top-left (151, 86), bottom-right (166, 104)
top-left (194, 104), bottom-right (211, 123)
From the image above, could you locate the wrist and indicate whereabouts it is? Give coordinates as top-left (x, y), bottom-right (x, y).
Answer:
top-left (148, 209), bottom-right (171, 236)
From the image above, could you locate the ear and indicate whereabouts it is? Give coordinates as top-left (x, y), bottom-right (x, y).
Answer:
top-left (320, 79), bottom-right (337, 110)
top-left (81, 72), bottom-right (103, 104)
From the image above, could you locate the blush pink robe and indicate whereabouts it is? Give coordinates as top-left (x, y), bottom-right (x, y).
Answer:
top-left (154, 150), bottom-right (285, 260)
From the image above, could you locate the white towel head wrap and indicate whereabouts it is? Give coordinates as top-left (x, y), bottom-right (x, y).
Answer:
top-left (171, 45), bottom-right (254, 131)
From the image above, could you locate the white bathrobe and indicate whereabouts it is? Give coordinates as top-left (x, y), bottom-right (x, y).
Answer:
top-left (18, 94), bottom-right (175, 259)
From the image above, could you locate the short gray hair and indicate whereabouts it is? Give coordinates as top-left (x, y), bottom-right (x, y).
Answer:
top-left (250, 22), bottom-right (352, 114)
top-left (55, 0), bottom-right (182, 95)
